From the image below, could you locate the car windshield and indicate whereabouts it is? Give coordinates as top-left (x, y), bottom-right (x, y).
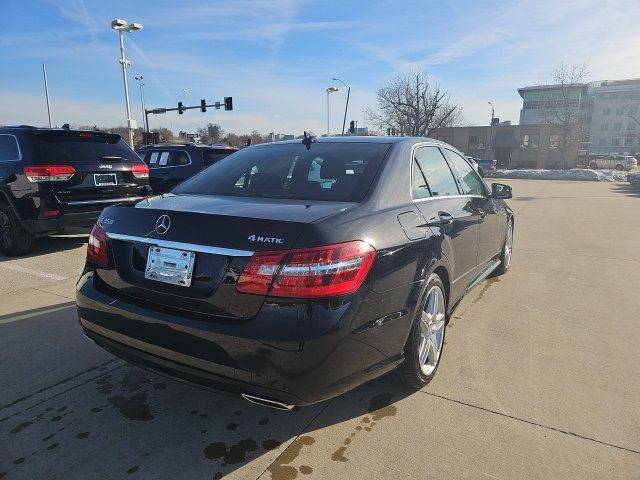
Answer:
top-left (34, 131), bottom-right (139, 163)
top-left (173, 142), bottom-right (390, 202)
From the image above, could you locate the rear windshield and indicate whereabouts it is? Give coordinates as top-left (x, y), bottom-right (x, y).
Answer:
top-left (202, 149), bottom-right (237, 166)
top-left (34, 131), bottom-right (140, 163)
top-left (173, 142), bottom-right (390, 202)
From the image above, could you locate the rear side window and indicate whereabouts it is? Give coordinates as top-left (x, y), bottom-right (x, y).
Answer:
top-left (441, 149), bottom-right (486, 196)
top-left (202, 149), bottom-right (237, 167)
top-left (146, 150), bottom-right (190, 168)
top-left (34, 132), bottom-right (139, 163)
top-left (174, 142), bottom-right (390, 202)
top-left (414, 146), bottom-right (459, 197)
top-left (0, 134), bottom-right (20, 161)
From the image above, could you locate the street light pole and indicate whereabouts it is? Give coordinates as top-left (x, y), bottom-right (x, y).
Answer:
top-left (111, 19), bottom-right (143, 148)
top-left (42, 62), bottom-right (52, 128)
top-left (326, 87), bottom-right (339, 136)
top-left (333, 78), bottom-right (350, 135)
top-left (135, 76), bottom-right (147, 132)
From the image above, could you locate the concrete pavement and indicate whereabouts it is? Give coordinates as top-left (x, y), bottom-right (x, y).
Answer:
top-left (1, 179), bottom-right (639, 479)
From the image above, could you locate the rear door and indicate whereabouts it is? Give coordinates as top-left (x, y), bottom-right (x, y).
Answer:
top-left (412, 145), bottom-right (480, 301)
top-left (144, 149), bottom-right (195, 193)
top-left (441, 148), bottom-right (502, 267)
top-left (32, 131), bottom-right (147, 205)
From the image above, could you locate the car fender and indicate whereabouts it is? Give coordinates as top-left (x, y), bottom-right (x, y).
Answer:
top-left (0, 185), bottom-right (27, 227)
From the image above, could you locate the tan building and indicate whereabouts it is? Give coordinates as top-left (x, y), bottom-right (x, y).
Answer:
top-left (434, 124), bottom-right (580, 169)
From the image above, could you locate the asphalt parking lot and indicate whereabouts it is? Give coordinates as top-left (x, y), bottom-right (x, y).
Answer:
top-left (1, 179), bottom-right (639, 479)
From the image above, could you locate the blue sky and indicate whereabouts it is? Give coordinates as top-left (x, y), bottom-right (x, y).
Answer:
top-left (1, 0), bottom-right (639, 135)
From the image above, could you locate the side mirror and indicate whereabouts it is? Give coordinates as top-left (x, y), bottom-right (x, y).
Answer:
top-left (491, 183), bottom-right (512, 199)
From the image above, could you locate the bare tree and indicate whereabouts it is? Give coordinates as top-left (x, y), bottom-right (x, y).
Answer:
top-left (539, 63), bottom-right (589, 169)
top-left (367, 71), bottom-right (461, 137)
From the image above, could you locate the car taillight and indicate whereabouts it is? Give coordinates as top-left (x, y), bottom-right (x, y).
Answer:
top-left (131, 163), bottom-right (149, 178)
top-left (23, 165), bottom-right (76, 182)
top-left (87, 224), bottom-right (109, 267)
top-left (237, 241), bottom-right (376, 298)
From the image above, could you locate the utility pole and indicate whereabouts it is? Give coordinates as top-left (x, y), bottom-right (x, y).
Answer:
top-left (488, 101), bottom-right (495, 160)
top-left (42, 63), bottom-right (52, 128)
top-left (333, 78), bottom-right (350, 135)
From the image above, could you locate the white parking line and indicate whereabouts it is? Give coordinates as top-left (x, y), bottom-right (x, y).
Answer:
top-left (0, 263), bottom-right (68, 281)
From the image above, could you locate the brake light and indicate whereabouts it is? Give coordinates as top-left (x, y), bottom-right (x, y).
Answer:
top-left (87, 224), bottom-right (109, 267)
top-left (23, 165), bottom-right (76, 182)
top-left (237, 241), bottom-right (376, 298)
top-left (131, 163), bottom-right (149, 179)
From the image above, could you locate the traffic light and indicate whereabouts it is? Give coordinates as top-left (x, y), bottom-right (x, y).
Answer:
top-left (178, 101), bottom-right (184, 114)
top-left (349, 121), bottom-right (355, 134)
top-left (200, 99), bottom-right (206, 113)
top-left (387, 127), bottom-right (391, 136)
top-left (224, 97), bottom-right (233, 111)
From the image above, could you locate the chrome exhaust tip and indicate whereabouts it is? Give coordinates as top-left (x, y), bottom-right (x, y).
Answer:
top-left (241, 393), bottom-right (294, 411)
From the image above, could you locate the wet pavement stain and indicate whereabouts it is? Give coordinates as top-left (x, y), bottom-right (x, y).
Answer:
top-left (120, 370), bottom-right (151, 393)
top-left (51, 416), bottom-right (62, 422)
top-left (469, 277), bottom-right (500, 308)
top-left (259, 417), bottom-right (270, 425)
top-left (331, 446), bottom-right (348, 462)
top-left (76, 432), bottom-right (90, 439)
top-left (57, 406), bottom-right (68, 412)
top-left (108, 393), bottom-right (154, 421)
top-left (225, 422), bottom-right (238, 431)
top-left (200, 414), bottom-right (208, 419)
top-left (42, 433), bottom-right (55, 442)
top-left (212, 473), bottom-right (223, 480)
top-left (90, 407), bottom-right (102, 413)
top-left (368, 393), bottom-right (397, 421)
top-left (234, 410), bottom-right (243, 415)
top-left (203, 438), bottom-right (258, 464)
top-left (126, 465), bottom-right (139, 474)
top-left (95, 378), bottom-right (114, 395)
top-left (46, 443), bottom-right (59, 450)
top-left (153, 382), bottom-right (167, 390)
top-left (10, 421), bottom-right (33, 434)
top-left (262, 439), bottom-right (282, 450)
top-left (13, 458), bottom-right (25, 465)
top-left (299, 466), bottom-right (313, 475)
top-left (267, 435), bottom-right (315, 480)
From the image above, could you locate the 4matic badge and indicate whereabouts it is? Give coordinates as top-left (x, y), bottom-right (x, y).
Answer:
top-left (247, 235), bottom-right (284, 244)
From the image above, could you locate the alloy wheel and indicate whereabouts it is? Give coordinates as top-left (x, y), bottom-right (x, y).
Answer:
top-left (504, 222), bottom-right (513, 269)
top-left (418, 285), bottom-right (446, 376)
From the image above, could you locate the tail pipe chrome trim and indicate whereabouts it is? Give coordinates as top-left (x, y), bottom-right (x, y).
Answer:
top-left (241, 393), bottom-right (294, 411)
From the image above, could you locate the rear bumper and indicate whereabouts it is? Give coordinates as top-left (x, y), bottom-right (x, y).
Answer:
top-left (76, 271), bottom-right (409, 406)
top-left (24, 211), bottom-right (100, 234)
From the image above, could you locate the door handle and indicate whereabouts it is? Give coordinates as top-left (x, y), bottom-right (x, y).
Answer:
top-left (423, 211), bottom-right (454, 227)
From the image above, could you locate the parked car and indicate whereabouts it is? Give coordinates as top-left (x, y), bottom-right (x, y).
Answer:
top-left (77, 137), bottom-right (514, 409)
top-left (588, 155), bottom-right (638, 171)
top-left (0, 126), bottom-right (150, 256)
top-left (135, 143), bottom-right (238, 194)
top-left (465, 156), bottom-right (497, 177)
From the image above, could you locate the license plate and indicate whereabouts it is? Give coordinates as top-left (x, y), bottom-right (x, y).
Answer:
top-left (94, 173), bottom-right (117, 186)
top-left (145, 246), bottom-right (196, 287)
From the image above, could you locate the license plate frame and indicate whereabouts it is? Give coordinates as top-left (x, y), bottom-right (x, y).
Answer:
top-left (145, 246), bottom-right (196, 287)
top-left (94, 173), bottom-right (118, 186)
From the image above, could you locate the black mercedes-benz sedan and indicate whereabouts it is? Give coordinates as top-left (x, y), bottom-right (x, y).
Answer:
top-left (76, 136), bottom-right (514, 409)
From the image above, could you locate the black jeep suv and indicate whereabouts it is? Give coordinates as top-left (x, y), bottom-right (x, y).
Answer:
top-left (135, 143), bottom-right (238, 194)
top-left (0, 126), bottom-right (150, 256)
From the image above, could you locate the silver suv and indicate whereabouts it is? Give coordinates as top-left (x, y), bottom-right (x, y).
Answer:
top-left (589, 155), bottom-right (638, 171)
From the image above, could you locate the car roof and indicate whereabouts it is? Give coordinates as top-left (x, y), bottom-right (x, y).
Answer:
top-left (139, 143), bottom-right (237, 150)
top-left (254, 135), bottom-right (453, 148)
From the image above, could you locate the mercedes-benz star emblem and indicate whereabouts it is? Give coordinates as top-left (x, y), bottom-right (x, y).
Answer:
top-left (155, 215), bottom-right (171, 235)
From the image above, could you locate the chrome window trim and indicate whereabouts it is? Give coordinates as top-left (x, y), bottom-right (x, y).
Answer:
top-left (410, 142), bottom-right (464, 201)
top-left (0, 134), bottom-right (22, 162)
top-left (62, 196), bottom-right (144, 206)
top-left (146, 149), bottom-right (193, 169)
top-left (105, 232), bottom-right (254, 257)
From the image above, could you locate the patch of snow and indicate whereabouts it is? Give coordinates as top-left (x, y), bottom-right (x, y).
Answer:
top-left (486, 168), bottom-right (628, 182)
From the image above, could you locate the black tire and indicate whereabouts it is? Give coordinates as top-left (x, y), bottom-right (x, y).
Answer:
top-left (491, 218), bottom-right (513, 277)
top-left (0, 203), bottom-right (36, 256)
top-left (615, 164), bottom-right (624, 171)
top-left (589, 162), bottom-right (597, 169)
top-left (395, 273), bottom-right (447, 389)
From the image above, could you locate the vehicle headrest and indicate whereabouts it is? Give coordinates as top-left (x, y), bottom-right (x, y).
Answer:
top-left (249, 173), bottom-right (281, 191)
top-left (320, 158), bottom-right (345, 179)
